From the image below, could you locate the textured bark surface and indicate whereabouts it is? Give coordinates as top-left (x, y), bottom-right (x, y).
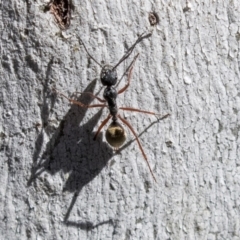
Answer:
top-left (1, 0), bottom-right (240, 239)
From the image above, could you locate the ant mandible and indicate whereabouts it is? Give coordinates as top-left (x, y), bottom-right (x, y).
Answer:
top-left (54, 32), bottom-right (169, 182)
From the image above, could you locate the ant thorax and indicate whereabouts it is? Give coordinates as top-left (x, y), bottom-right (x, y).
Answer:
top-left (103, 87), bottom-right (118, 117)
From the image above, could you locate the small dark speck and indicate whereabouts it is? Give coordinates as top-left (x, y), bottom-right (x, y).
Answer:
top-left (148, 12), bottom-right (159, 26)
top-left (236, 32), bottom-right (240, 41)
top-left (43, 4), bottom-right (50, 13)
top-left (0, 132), bottom-right (6, 139)
top-left (24, 29), bottom-right (29, 35)
top-left (166, 141), bottom-right (173, 147)
top-left (110, 182), bottom-right (115, 190)
top-left (144, 180), bottom-right (151, 192)
top-left (183, 6), bottom-right (191, 13)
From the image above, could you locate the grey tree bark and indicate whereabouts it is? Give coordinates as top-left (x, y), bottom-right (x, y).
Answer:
top-left (1, 0), bottom-right (240, 239)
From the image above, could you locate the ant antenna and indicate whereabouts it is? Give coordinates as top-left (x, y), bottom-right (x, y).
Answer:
top-left (79, 32), bottom-right (152, 70)
top-left (78, 38), bottom-right (102, 67)
top-left (112, 32), bottom-right (152, 70)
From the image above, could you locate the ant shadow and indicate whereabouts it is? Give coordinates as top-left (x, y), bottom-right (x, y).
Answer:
top-left (28, 77), bottom-right (114, 224)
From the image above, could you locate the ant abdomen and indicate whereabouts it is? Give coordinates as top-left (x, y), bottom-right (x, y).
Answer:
top-left (105, 122), bottom-right (126, 148)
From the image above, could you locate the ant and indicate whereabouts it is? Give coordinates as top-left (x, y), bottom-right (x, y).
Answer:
top-left (54, 32), bottom-right (169, 182)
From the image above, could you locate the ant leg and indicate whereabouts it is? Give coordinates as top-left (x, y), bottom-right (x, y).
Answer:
top-left (118, 114), bottom-right (157, 182)
top-left (93, 114), bottom-right (111, 140)
top-left (119, 107), bottom-right (170, 119)
top-left (120, 107), bottom-right (157, 115)
top-left (118, 53), bottom-right (139, 95)
top-left (72, 92), bottom-right (105, 103)
top-left (53, 88), bottom-right (107, 108)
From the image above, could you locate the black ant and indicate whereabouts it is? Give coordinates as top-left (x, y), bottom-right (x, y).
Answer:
top-left (54, 32), bottom-right (169, 182)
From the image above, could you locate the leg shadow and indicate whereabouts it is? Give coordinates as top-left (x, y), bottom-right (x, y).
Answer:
top-left (28, 78), bottom-right (114, 222)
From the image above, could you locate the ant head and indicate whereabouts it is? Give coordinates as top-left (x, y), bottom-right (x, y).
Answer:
top-left (105, 121), bottom-right (126, 148)
top-left (100, 65), bottom-right (117, 86)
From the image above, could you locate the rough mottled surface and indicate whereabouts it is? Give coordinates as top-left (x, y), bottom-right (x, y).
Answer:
top-left (1, 0), bottom-right (240, 239)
